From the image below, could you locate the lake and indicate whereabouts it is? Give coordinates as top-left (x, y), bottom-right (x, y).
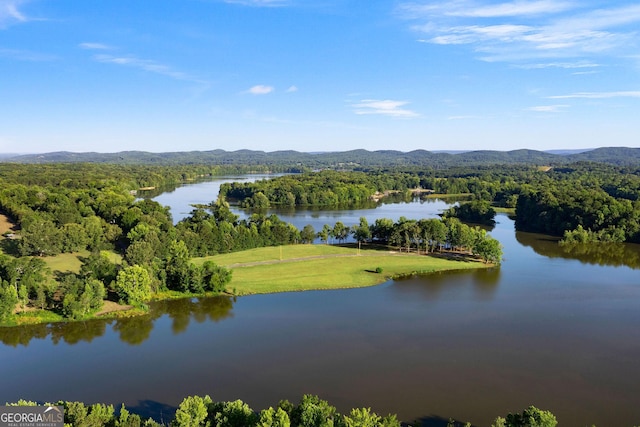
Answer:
top-left (1, 177), bottom-right (639, 427)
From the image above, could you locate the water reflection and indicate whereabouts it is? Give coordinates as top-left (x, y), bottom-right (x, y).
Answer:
top-left (516, 231), bottom-right (640, 269)
top-left (155, 296), bottom-right (235, 334)
top-left (0, 295), bottom-right (235, 347)
top-left (392, 268), bottom-right (501, 301)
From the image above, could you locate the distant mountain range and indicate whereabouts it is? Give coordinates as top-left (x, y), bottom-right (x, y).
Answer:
top-left (2, 147), bottom-right (640, 167)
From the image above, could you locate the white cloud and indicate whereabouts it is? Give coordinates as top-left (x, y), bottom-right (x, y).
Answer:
top-left (453, 0), bottom-right (575, 18)
top-left (79, 42), bottom-right (113, 50)
top-left (571, 70), bottom-right (600, 75)
top-left (528, 104), bottom-right (569, 112)
top-left (513, 61), bottom-right (600, 69)
top-left (548, 91), bottom-right (640, 99)
top-left (400, 0), bottom-right (575, 19)
top-left (246, 85), bottom-right (275, 95)
top-left (401, 1), bottom-right (640, 63)
top-left (0, 0), bottom-right (27, 28)
top-left (352, 99), bottom-right (420, 118)
top-left (286, 85), bottom-right (298, 93)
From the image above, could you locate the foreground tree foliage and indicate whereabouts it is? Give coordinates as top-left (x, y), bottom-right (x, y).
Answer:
top-left (492, 406), bottom-right (558, 427)
top-left (4, 397), bottom-right (569, 427)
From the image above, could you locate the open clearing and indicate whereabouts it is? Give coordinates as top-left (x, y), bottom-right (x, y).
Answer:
top-left (0, 214), bottom-right (16, 235)
top-left (196, 244), bottom-right (488, 294)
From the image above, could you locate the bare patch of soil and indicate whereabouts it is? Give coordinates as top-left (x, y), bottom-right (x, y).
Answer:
top-left (0, 213), bottom-right (17, 235)
top-left (95, 300), bottom-right (133, 316)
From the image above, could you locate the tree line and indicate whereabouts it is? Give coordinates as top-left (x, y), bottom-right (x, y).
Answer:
top-left (219, 170), bottom-right (422, 208)
top-left (6, 395), bottom-right (560, 427)
top-left (222, 163), bottom-right (640, 243)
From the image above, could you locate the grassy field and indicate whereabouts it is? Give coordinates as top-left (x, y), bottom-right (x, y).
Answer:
top-left (196, 244), bottom-right (488, 295)
top-left (42, 250), bottom-right (123, 273)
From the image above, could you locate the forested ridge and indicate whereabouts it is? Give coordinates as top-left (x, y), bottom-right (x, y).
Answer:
top-left (6, 146), bottom-right (640, 167)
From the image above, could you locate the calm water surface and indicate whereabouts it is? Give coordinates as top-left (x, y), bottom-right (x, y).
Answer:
top-left (1, 178), bottom-right (639, 427)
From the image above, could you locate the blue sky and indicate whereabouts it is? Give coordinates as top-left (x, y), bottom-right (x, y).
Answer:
top-left (1, 0), bottom-right (639, 154)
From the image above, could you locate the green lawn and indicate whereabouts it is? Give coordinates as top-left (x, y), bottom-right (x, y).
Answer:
top-left (42, 250), bottom-right (123, 273)
top-left (195, 244), bottom-right (488, 295)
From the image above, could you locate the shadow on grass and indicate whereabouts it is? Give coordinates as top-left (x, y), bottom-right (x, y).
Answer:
top-left (0, 237), bottom-right (21, 256)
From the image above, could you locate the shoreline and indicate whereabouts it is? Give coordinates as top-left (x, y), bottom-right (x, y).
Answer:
top-left (2, 246), bottom-right (493, 328)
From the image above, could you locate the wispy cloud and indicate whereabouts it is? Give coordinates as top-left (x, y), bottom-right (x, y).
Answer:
top-left (286, 85), bottom-right (298, 93)
top-left (548, 90), bottom-right (640, 99)
top-left (513, 61), bottom-right (600, 69)
top-left (223, 0), bottom-right (289, 6)
top-left (400, 1), bottom-right (640, 64)
top-left (79, 42), bottom-right (113, 50)
top-left (351, 99), bottom-right (420, 118)
top-left (0, 0), bottom-right (28, 28)
top-left (0, 47), bottom-right (56, 61)
top-left (246, 85), bottom-right (275, 95)
top-left (92, 53), bottom-right (210, 89)
top-left (447, 115), bottom-right (483, 120)
top-left (527, 104), bottom-right (569, 112)
top-left (402, 0), bottom-right (574, 18)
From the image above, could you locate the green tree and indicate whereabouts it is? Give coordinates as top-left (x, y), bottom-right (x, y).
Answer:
top-left (317, 224), bottom-right (331, 244)
top-left (61, 222), bottom-right (89, 252)
top-left (125, 241), bottom-right (156, 267)
top-left (80, 250), bottom-right (118, 286)
top-left (200, 261), bottom-right (232, 293)
top-left (257, 407), bottom-right (290, 427)
top-left (62, 277), bottom-right (105, 319)
top-left (249, 192), bottom-right (270, 209)
top-left (343, 407), bottom-right (381, 427)
top-left (370, 218), bottom-right (394, 242)
top-left (300, 224), bottom-right (316, 244)
top-left (172, 395), bottom-right (213, 427)
top-left (352, 217), bottom-right (371, 248)
top-left (115, 265), bottom-right (152, 306)
top-left (19, 216), bottom-right (62, 256)
top-left (331, 222), bottom-right (349, 244)
top-left (291, 395), bottom-right (338, 427)
top-left (210, 400), bottom-right (257, 427)
top-left (0, 283), bottom-right (18, 323)
top-left (474, 235), bottom-right (503, 264)
top-left (165, 240), bottom-right (192, 292)
top-left (503, 406), bottom-right (557, 427)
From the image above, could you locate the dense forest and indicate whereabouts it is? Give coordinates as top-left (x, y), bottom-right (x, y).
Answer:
top-left (0, 163), bottom-right (501, 326)
top-left (223, 163), bottom-right (640, 243)
top-left (6, 395), bottom-right (559, 427)
top-left (1, 155), bottom-right (639, 326)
